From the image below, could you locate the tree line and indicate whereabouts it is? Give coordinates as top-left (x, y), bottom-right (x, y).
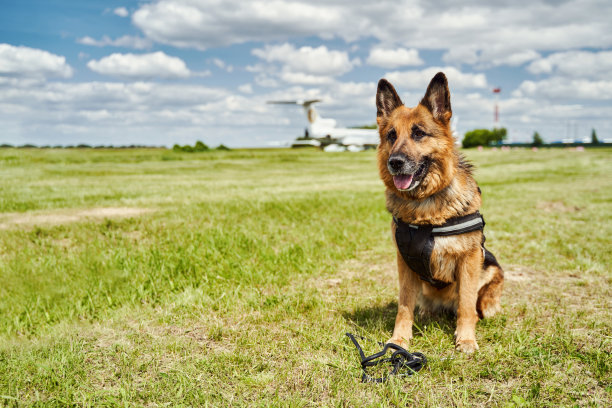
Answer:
top-left (172, 141), bottom-right (230, 152)
top-left (0, 144), bottom-right (165, 149)
top-left (462, 128), bottom-right (602, 148)
top-left (0, 141), bottom-right (231, 151)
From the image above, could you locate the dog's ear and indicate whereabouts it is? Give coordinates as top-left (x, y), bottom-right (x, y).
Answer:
top-left (421, 72), bottom-right (452, 123)
top-left (376, 79), bottom-right (403, 118)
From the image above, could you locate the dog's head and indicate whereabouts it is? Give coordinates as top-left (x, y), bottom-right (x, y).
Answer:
top-left (376, 72), bottom-right (458, 200)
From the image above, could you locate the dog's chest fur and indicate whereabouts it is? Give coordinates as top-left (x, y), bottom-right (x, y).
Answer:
top-left (430, 232), bottom-right (481, 283)
top-left (388, 173), bottom-right (483, 286)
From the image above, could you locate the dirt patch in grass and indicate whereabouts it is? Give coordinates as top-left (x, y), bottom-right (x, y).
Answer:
top-left (504, 265), bottom-right (534, 282)
top-left (536, 200), bottom-right (582, 212)
top-left (0, 207), bottom-right (154, 230)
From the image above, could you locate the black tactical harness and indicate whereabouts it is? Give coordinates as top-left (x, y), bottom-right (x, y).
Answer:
top-left (393, 211), bottom-right (485, 289)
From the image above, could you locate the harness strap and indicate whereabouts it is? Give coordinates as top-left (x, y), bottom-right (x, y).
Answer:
top-left (393, 211), bottom-right (485, 236)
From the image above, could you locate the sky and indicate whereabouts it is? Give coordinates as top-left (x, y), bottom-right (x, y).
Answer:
top-left (0, 0), bottom-right (611, 147)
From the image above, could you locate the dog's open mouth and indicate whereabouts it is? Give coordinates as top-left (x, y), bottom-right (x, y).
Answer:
top-left (393, 160), bottom-right (428, 191)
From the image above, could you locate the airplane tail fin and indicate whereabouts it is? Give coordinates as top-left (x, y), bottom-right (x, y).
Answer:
top-left (451, 115), bottom-right (460, 145)
top-left (267, 99), bottom-right (322, 124)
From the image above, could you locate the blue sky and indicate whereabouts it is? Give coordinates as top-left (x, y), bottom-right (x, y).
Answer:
top-left (1, 0), bottom-right (611, 147)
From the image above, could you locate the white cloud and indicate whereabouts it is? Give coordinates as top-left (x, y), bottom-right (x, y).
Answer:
top-left (211, 58), bottom-right (225, 69)
top-left (193, 69), bottom-right (212, 78)
top-left (254, 75), bottom-right (279, 88)
top-left (489, 50), bottom-right (540, 67)
top-left (87, 52), bottom-right (191, 79)
top-left (0, 43), bottom-right (73, 79)
top-left (211, 58), bottom-right (233, 72)
top-left (253, 43), bottom-right (355, 76)
top-left (442, 46), bottom-right (540, 68)
top-left (132, 0), bottom-right (350, 50)
top-left (252, 43), bottom-right (357, 84)
top-left (77, 35), bottom-right (152, 50)
top-left (442, 47), bottom-right (479, 66)
top-left (513, 77), bottom-right (612, 100)
top-left (131, 0), bottom-right (612, 68)
top-left (113, 7), bottom-right (129, 17)
top-left (278, 72), bottom-right (335, 85)
top-left (238, 84), bottom-right (253, 94)
top-left (366, 47), bottom-right (423, 68)
top-left (384, 67), bottom-right (487, 90)
top-left (527, 50), bottom-right (612, 79)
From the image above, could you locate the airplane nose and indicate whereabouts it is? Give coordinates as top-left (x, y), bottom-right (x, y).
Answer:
top-left (388, 154), bottom-right (406, 173)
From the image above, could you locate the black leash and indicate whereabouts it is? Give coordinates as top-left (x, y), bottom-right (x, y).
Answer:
top-left (345, 333), bottom-right (427, 383)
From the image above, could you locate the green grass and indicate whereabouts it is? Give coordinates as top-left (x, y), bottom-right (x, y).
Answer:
top-left (0, 147), bottom-right (610, 407)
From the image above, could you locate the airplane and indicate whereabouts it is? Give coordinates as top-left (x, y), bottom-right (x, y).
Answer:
top-left (267, 99), bottom-right (379, 151)
top-left (267, 100), bottom-right (461, 150)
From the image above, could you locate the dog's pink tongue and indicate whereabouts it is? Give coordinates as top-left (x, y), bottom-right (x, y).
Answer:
top-left (393, 174), bottom-right (413, 190)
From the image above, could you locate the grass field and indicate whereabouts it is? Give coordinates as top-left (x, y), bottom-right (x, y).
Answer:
top-left (0, 147), bottom-right (610, 407)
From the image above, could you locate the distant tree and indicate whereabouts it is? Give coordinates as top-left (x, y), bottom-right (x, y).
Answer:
top-left (173, 141), bottom-right (211, 152)
top-left (76, 144), bottom-right (92, 148)
top-left (462, 127), bottom-right (507, 148)
top-left (532, 131), bottom-right (543, 147)
top-left (591, 128), bottom-right (599, 144)
top-left (216, 144), bottom-right (230, 151)
top-left (194, 140), bottom-right (209, 152)
top-left (463, 129), bottom-right (488, 148)
top-left (0, 144), bottom-right (14, 148)
top-left (493, 127), bottom-right (507, 144)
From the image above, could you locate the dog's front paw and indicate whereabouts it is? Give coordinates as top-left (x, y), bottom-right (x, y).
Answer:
top-left (455, 339), bottom-right (479, 354)
top-left (387, 337), bottom-right (411, 349)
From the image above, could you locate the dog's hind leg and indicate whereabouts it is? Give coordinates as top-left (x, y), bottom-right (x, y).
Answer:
top-left (455, 249), bottom-right (483, 353)
top-left (476, 249), bottom-right (504, 319)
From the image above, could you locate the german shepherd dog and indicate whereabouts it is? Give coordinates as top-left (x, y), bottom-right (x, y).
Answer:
top-left (376, 72), bottom-right (504, 353)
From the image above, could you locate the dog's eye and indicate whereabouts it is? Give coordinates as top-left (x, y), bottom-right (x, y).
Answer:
top-left (386, 128), bottom-right (397, 144)
top-left (411, 126), bottom-right (427, 141)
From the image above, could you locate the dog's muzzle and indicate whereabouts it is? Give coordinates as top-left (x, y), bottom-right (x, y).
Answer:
top-left (388, 154), bottom-right (429, 191)
top-left (387, 153), bottom-right (417, 176)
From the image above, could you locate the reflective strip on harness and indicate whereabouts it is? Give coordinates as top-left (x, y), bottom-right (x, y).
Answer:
top-left (431, 217), bottom-right (483, 234)
top-left (403, 213), bottom-right (484, 235)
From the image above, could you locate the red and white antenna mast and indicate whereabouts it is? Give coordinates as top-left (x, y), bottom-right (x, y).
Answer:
top-left (492, 87), bottom-right (501, 127)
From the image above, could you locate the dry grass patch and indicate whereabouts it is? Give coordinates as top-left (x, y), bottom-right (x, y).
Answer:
top-left (536, 200), bottom-right (582, 212)
top-left (0, 207), bottom-right (154, 230)
top-left (504, 264), bottom-right (534, 282)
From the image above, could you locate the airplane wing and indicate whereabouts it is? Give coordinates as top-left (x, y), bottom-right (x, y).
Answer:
top-left (267, 101), bottom-right (300, 105)
top-left (267, 99), bottom-right (322, 106)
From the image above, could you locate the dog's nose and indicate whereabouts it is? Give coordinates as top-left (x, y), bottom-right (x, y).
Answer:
top-left (388, 154), bottom-right (406, 173)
